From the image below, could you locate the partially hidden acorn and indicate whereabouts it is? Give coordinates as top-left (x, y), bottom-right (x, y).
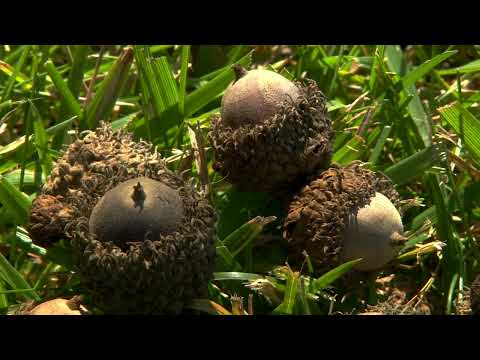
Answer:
top-left (283, 161), bottom-right (405, 272)
top-left (27, 296), bottom-right (84, 315)
top-left (28, 124), bottom-right (217, 314)
top-left (208, 66), bottom-right (333, 194)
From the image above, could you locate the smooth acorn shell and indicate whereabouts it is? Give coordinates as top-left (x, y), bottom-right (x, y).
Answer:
top-left (88, 177), bottom-right (184, 247)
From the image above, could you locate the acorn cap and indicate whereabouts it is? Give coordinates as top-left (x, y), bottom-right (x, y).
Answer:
top-left (283, 161), bottom-right (403, 272)
top-left (209, 68), bottom-right (333, 194)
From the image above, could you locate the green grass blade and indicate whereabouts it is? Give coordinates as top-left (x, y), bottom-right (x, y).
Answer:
top-left (52, 45), bottom-right (90, 147)
top-left (215, 241), bottom-right (242, 272)
top-left (384, 145), bottom-right (442, 185)
top-left (151, 56), bottom-right (179, 109)
top-left (15, 227), bottom-right (46, 257)
top-left (0, 281), bottom-right (8, 308)
top-left (311, 258), bottom-right (363, 291)
top-left (411, 206), bottom-right (437, 230)
top-left (222, 216), bottom-right (276, 257)
top-left (402, 50), bottom-right (457, 87)
top-left (428, 174), bottom-right (460, 301)
top-left (44, 59), bottom-right (82, 119)
top-left (437, 58), bottom-right (480, 75)
top-left (85, 46), bottom-right (134, 129)
top-left (29, 102), bottom-right (53, 178)
top-left (369, 45), bottom-right (385, 94)
top-left (368, 125), bottom-right (391, 165)
top-left (273, 268), bottom-right (299, 315)
top-left (385, 45), bottom-right (431, 147)
top-left (405, 88), bottom-right (432, 147)
top-left (134, 47), bottom-right (180, 139)
top-left (67, 45), bottom-right (90, 98)
top-left (0, 116), bottom-right (76, 160)
top-left (0, 175), bottom-right (31, 224)
top-left (178, 45), bottom-right (190, 115)
top-left (332, 134), bottom-right (367, 165)
top-left (0, 61), bottom-right (30, 87)
top-left (184, 51), bottom-right (252, 118)
top-left (0, 252), bottom-right (40, 301)
top-left (213, 272), bottom-right (263, 281)
top-left (1, 45), bottom-right (31, 102)
top-left (438, 102), bottom-right (480, 161)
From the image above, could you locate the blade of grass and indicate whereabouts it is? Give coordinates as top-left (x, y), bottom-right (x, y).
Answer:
top-left (437, 58), bottom-right (480, 75)
top-left (85, 46), bottom-right (134, 129)
top-left (0, 281), bottom-right (7, 308)
top-left (53, 45), bottom-right (90, 148)
top-left (0, 61), bottom-right (30, 87)
top-left (332, 134), bottom-right (367, 165)
top-left (384, 144), bottom-right (442, 185)
top-left (402, 50), bottom-right (457, 87)
top-left (44, 59), bottom-right (82, 119)
top-left (30, 101), bottom-right (53, 178)
top-left (368, 125), bottom-right (391, 165)
top-left (1, 45), bottom-right (31, 102)
top-left (213, 272), bottom-right (263, 281)
top-left (0, 115), bottom-right (76, 160)
top-left (311, 258), bottom-right (363, 291)
top-left (273, 267), bottom-right (300, 315)
top-left (215, 240), bottom-right (242, 272)
top-left (0, 175), bottom-right (31, 224)
top-left (428, 174), bottom-right (461, 298)
top-left (222, 216), bottom-right (276, 257)
top-left (438, 102), bottom-right (480, 161)
top-left (178, 45), bottom-right (190, 116)
top-left (0, 252), bottom-right (40, 301)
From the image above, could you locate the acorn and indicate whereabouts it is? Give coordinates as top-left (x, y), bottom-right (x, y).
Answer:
top-left (283, 161), bottom-right (405, 272)
top-left (208, 65), bottom-right (333, 194)
top-left (27, 296), bottom-right (84, 315)
top-left (28, 124), bottom-right (217, 314)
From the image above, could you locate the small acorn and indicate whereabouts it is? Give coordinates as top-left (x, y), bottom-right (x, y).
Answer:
top-left (284, 161), bottom-right (405, 272)
top-left (28, 296), bottom-right (84, 315)
top-left (209, 65), bottom-right (333, 194)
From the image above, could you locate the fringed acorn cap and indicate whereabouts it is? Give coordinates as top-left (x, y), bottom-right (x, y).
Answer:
top-left (28, 124), bottom-right (217, 314)
top-left (283, 161), bottom-right (404, 272)
top-left (208, 67), bottom-right (333, 194)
